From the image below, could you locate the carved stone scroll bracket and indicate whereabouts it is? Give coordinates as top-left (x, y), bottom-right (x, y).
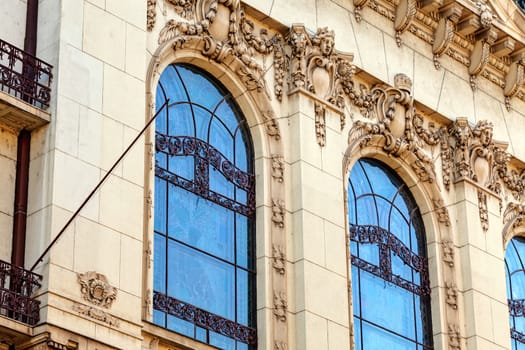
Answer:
top-left (273, 291), bottom-right (288, 322)
top-left (394, 0), bottom-right (417, 47)
top-left (504, 51), bottom-right (525, 111)
top-left (432, 4), bottom-right (462, 69)
top-left (315, 102), bottom-right (326, 147)
top-left (478, 190), bottom-right (489, 232)
top-left (354, 0), bottom-right (370, 22)
top-left (77, 271), bottom-right (117, 309)
top-left (468, 27), bottom-right (497, 91)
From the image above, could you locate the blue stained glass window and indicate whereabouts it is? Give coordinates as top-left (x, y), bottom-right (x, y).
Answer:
top-left (506, 237), bottom-right (525, 349)
top-left (348, 159), bottom-right (433, 350)
top-left (153, 64), bottom-right (256, 349)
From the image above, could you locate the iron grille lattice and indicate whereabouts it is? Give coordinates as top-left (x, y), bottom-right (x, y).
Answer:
top-left (155, 132), bottom-right (255, 217)
top-left (153, 291), bottom-right (257, 345)
top-left (0, 259), bottom-right (42, 325)
top-left (350, 223), bottom-right (430, 297)
top-left (0, 38), bottom-right (53, 109)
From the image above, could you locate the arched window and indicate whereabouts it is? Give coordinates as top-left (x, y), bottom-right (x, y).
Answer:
top-left (152, 64), bottom-right (256, 349)
top-left (348, 159), bottom-right (433, 350)
top-left (505, 237), bottom-right (525, 349)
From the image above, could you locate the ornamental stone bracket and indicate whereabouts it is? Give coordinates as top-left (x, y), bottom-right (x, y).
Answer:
top-left (354, 0), bottom-right (525, 108)
top-left (286, 24), bottom-right (353, 146)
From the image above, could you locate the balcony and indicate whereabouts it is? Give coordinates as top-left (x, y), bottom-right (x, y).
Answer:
top-left (0, 38), bottom-right (52, 130)
top-left (0, 259), bottom-right (42, 326)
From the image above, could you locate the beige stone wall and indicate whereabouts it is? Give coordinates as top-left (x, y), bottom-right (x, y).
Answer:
top-left (0, 0), bottom-right (27, 48)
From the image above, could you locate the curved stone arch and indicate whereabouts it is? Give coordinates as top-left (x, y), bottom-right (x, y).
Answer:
top-left (143, 36), bottom-right (288, 349)
top-left (343, 136), bottom-right (461, 350)
top-left (503, 203), bottom-right (525, 249)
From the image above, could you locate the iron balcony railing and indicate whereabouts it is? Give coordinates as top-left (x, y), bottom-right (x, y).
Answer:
top-left (0, 38), bottom-right (53, 109)
top-left (0, 259), bottom-right (42, 326)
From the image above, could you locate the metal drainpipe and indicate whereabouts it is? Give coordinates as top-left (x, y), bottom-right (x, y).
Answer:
top-left (11, 0), bottom-right (38, 267)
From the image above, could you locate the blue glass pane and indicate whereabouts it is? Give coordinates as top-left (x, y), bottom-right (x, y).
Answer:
top-left (168, 104), bottom-right (194, 136)
top-left (196, 327), bottom-right (207, 342)
top-left (168, 185), bottom-right (235, 262)
top-left (168, 155), bottom-right (193, 181)
top-left (237, 342), bottom-right (248, 350)
top-left (355, 243), bottom-right (379, 266)
top-left (153, 233), bottom-right (166, 292)
top-left (155, 94), bottom-right (168, 134)
top-left (215, 99), bottom-right (241, 136)
top-left (393, 191), bottom-right (410, 218)
top-left (176, 65), bottom-right (224, 111)
top-left (354, 319), bottom-right (362, 350)
top-left (160, 65), bottom-right (188, 105)
top-left (350, 161), bottom-right (371, 198)
top-left (362, 320), bottom-right (417, 350)
top-left (154, 177), bottom-right (167, 234)
top-left (391, 253), bottom-right (412, 282)
top-left (167, 240), bottom-right (235, 320)
top-left (236, 214), bottom-right (249, 269)
top-left (390, 208), bottom-right (410, 246)
top-left (362, 162), bottom-right (399, 199)
top-left (356, 196), bottom-right (378, 226)
top-left (376, 197), bottom-right (392, 229)
top-left (153, 309), bottom-right (166, 327)
top-left (360, 271), bottom-right (415, 339)
top-left (209, 331), bottom-right (235, 350)
top-left (167, 314), bottom-right (194, 338)
top-left (209, 165), bottom-right (234, 198)
top-left (210, 118), bottom-right (234, 161)
top-left (236, 188), bottom-right (247, 205)
top-left (235, 131), bottom-right (249, 172)
top-left (194, 105), bottom-right (212, 141)
top-left (156, 151), bottom-right (167, 168)
top-left (348, 183), bottom-right (357, 224)
top-left (237, 269), bottom-right (249, 325)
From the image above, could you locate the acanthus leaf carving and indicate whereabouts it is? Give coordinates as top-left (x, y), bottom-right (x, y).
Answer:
top-left (394, 0), bottom-right (417, 46)
top-left (263, 111), bottom-right (281, 141)
top-left (433, 198), bottom-right (451, 226)
top-left (271, 154), bottom-right (284, 183)
top-left (273, 291), bottom-right (287, 322)
top-left (77, 271), bottom-right (117, 309)
top-left (272, 244), bottom-right (286, 275)
top-left (272, 199), bottom-right (285, 228)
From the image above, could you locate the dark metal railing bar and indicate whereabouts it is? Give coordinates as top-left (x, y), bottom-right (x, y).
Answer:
top-left (30, 100), bottom-right (169, 272)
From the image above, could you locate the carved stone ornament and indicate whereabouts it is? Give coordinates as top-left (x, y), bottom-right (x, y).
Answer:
top-left (448, 323), bottom-right (461, 350)
top-left (504, 202), bottom-right (525, 231)
top-left (432, 6), bottom-right (461, 70)
top-left (273, 291), bottom-right (287, 322)
top-left (271, 154), bottom-right (284, 183)
top-left (274, 340), bottom-right (287, 350)
top-left (286, 24), bottom-right (355, 138)
top-left (445, 282), bottom-right (458, 309)
top-left (504, 58), bottom-right (525, 111)
top-left (147, 0), bottom-right (157, 31)
top-left (433, 198), bottom-right (451, 226)
top-left (272, 199), bottom-right (285, 228)
top-left (348, 74), bottom-right (441, 184)
top-left (263, 111), bottom-right (281, 141)
top-left (394, 0), bottom-right (417, 46)
top-left (158, 0), bottom-right (285, 102)
top-left (272, 244), bottom-right (286, 275)
top-left (478, 190), bottom-right (489, 231)
top-left (468, 28), bottom-right (497, 90)
top-left (77, 271), bottom-right (117, 308)
top-left (72, 303), bottom-right (120, 327)
top-left (442, 240), bottom-right (455, 267)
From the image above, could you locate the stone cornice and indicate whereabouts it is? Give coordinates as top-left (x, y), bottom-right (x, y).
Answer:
top-left (356, 0), bottom-right (525, 110)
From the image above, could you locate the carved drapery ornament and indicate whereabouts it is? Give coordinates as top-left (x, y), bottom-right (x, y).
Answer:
top-left (77, 271), bottom-right (117, 308)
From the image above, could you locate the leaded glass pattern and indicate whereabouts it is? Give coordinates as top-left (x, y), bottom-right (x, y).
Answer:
top-left (506, 237), bottom-right (525, 349)
top-left (348, 159), bottom-right (433, 350)
top-left (153, 64), bottom-right (256, 349)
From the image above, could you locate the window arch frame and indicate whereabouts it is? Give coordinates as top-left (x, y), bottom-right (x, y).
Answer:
top-left (150, 63), bottom-right (258, 349)
top-left (347, 157), bottom-right (434, 350)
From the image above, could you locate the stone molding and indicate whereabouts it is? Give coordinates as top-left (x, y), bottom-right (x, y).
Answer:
top-left (354, 0), bottom-right (525, 109)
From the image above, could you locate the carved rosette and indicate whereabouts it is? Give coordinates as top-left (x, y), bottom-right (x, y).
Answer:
top-left (77, 271), bottom-right (117, 308)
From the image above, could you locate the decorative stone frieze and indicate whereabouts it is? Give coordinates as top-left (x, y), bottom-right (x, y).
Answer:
top-left (77, 271), bottom-right (117, 308)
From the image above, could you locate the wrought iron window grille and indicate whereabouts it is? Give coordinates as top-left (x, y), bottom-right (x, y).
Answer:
top-left (350, 223), bottom-right (430, 297)
top-left (153, 291), bottom-right (257, 345)
top-left (0, 38), bottom-right (53, 109)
